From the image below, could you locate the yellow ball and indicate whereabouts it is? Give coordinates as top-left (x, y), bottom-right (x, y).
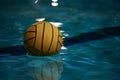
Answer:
top-left (24, 21), bottom-right (63, 56)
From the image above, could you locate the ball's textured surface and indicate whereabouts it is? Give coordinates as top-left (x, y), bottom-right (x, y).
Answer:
top-left (24, 21), bottom-right (63, 56)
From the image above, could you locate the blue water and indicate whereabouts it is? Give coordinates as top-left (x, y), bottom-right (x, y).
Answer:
top-left (0, 0), bottom-right (120, 80)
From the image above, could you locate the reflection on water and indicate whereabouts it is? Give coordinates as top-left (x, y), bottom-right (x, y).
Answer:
top-left (0, 55), bottom-right (63, 80)
top-left (51, 0), bottom-right (59, 7)
top-left (35, 18), bottom-right (45, 21)
top-left (34, 0), bottom-right (39, 4)
top-left (33, 59), bottom-right (63, 80)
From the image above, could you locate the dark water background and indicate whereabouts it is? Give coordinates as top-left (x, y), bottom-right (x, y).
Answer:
top-left (0, 0), bottom-right (120, 80)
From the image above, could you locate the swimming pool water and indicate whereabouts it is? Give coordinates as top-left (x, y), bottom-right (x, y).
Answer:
top-left (0, 0), bottom-right (120, 80)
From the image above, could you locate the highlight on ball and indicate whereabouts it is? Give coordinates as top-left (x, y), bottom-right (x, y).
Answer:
top-left (24, 21), bottom-right (63, 56)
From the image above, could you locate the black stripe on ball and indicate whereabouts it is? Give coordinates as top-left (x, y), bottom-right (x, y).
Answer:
top-left (33, 25), bottom-right (37, 47)
top-left (25, 31), bottom-right (36, 33)
top-left (24, 37), bottom-right (35, 43)
top-left (47, 24), bottom-right (54, 53)
top-left (41, 22), bottom-right (45, 53)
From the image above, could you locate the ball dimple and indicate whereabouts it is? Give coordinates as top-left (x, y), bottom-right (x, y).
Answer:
top-left (24, 21), bottom-right (63, 56)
